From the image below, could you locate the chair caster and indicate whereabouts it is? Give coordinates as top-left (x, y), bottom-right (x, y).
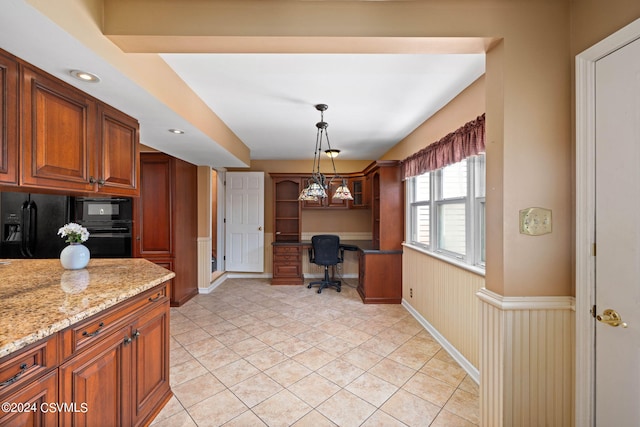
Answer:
top-left (307, 284), bottom-right (312, 289)
top-left (337, 288), bottom-right (341, 292)
top-left (317, 289), bottom-right (322, 294)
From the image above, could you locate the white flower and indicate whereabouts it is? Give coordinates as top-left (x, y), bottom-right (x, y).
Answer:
top-left (57, 222), bottom-right (90, 243)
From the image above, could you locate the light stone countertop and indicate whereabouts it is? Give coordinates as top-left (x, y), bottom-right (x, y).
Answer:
top-left (0, 258), bottom-right (175, 359)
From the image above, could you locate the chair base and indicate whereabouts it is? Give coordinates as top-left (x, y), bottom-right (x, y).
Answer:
top-left (307, 266), bottom-right (341, 293)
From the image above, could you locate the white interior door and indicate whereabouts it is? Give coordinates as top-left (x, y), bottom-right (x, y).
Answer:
top-left (594, 36), bottom-right (640, 426)
top-left (225, 172), bottom-right (264, 272)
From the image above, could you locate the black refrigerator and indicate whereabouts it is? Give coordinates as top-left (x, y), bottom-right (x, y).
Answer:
top-left (0, 191), bottom-right (71, 258)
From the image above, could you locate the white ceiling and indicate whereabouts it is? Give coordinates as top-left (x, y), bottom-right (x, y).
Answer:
top-left (0, 0), bottom-right (485, 166)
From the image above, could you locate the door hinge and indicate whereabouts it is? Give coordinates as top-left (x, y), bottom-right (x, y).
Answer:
top-left (591, 305), bottom-right (597, 318)
top-left (592, 243), bottom-right (596, 256)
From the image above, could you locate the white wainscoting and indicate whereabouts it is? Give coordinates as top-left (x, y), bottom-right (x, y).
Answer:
top-left (477, 288), bottom-right (575, 427)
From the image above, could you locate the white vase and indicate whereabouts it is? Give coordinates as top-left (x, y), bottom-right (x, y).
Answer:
top-left (60, 243), bottom-right (90, 270)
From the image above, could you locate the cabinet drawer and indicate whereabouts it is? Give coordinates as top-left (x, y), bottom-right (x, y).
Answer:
top-left (273, 245), bottom-right (301, 255)
top-left (0, 370), bottom-right (58, 426)
top-left (60, 283), bottom-right (168, 359)
top-left (274, 263), bottom-right (302, 277)
top-left (0, 336), bottom-right (57, 399)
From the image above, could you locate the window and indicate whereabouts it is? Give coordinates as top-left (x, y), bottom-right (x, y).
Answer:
top-left (407, 153), bottom-right (485, 268)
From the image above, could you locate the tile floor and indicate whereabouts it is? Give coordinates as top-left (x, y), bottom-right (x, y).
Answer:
top-left (151, 278), bottom-right (479, 427)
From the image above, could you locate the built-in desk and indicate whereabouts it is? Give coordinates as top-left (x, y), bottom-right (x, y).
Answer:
top-left (272, 240), bottom-right (402, 304)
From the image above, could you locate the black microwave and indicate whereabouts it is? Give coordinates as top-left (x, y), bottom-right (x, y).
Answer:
top-left (73, 197), bottom-right (133, 223)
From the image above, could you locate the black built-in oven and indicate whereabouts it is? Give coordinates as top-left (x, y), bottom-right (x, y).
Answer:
top-left (73, 197), bottom-right (133, 258)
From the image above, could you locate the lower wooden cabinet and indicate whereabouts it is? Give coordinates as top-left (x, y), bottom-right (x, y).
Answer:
top-left (271, 244), bottom-right (304, 285)
top-left (357, 251), bottom-right (402, 304)
top-left (0, 282), bottom-right (171, 427)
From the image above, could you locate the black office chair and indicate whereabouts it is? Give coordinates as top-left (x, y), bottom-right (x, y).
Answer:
top-left (307, 234), bottom-right (344, 294)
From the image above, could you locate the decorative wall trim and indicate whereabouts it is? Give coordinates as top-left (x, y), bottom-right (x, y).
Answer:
top-left (197, 237), bottom-right (212, 290)
top-left (477, 288), bottom-right (575, 311)
top-left (403, 299), bottom-right (479, 384)
top-left (198, 272), bottom-right (228, 294)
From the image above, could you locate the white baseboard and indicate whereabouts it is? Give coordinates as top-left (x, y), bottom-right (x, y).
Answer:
top-left (402, 298), bottom-right (480, 384)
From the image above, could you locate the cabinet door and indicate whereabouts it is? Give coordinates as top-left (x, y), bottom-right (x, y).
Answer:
top-left (349, 176), bottom-right (369, 209)
top-left (131, 302), bottom-right (170, 426)
top-left (97, 104), bottom-right (139, 196)
top-left (59, 325), bottom-right (132, 427)
top-left (136, 154), bottom-right (172, 257)
top-left (325, 180), bottom-right (349, 209)
top-left (21, 66), bottom-right (96, 192)
top-left (0, 370), bottom-right (58, 427)
top-left (0, 51), bottom-right (18, 185)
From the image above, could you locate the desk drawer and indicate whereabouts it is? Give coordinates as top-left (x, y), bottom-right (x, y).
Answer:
top-left (273, 245), bottom-right (301, 255)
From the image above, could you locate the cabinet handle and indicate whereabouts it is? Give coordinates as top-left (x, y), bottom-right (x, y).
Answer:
top-left (97, 178), bottom-right (105, 186)
top-left (82, 322), bottom-right (104, 337)
top-left (0, 363), bottom-right (28, 387)
top-left (148, 293), bottom-right (162, 302)
top-left (133, 330), bottom-right (140, 339)
top-left (89, 176), bottom-right (96, 184)
top-left (123, 336), bottom-right (132, 345)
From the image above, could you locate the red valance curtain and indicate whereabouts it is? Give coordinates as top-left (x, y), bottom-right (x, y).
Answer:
top-left (401, 113), bottom-right (485, 179)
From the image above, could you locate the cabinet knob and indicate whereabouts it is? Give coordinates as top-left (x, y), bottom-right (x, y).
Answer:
top-left (97, 178), bottom-right (106, 186)
top-left (89, 176), bottom-right (96, 184)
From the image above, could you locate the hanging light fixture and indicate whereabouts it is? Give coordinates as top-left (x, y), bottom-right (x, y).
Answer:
top-left (298, 104), bottom-right (353, 202)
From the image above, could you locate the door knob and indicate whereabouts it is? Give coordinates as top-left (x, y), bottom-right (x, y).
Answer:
top-left (258, 226), bottom-right (263, 231)
top-left (596, 308), bottom-right (628, 328)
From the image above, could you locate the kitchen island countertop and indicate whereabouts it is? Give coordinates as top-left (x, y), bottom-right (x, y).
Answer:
top-left (0, 258), bottom-right (175, 358)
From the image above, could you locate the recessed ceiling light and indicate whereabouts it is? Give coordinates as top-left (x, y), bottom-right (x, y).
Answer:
top-left (69, 69), bottom-right (101, 83)
top-left (168, 128), bottom-right (185, 134)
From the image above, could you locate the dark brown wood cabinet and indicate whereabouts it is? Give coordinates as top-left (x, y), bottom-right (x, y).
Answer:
top-left (135, 153), bottom-right (198, 306)
top-left (0, 47), bottom-right (139, 196)
top-left (300, 176), bottom-right (349, 209)
top-left (96, 103), bottom-right (139, 196)
top-left (357, 161), bottom-right (404, 304)
top-left (21, 65), bottom-right (97, 193)
top-left (271, 175), bottom-right (305, 285)
top-left (348, 175), bottom-right (369, 209)
top-left (0, 51), bottom-right (19, 186)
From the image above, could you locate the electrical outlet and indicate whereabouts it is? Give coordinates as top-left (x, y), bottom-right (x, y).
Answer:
top-left (519, 207), bottom-right (552, 236)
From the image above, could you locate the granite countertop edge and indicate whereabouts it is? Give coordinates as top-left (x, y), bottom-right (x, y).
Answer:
top-left (0, 260), bottom-right (175, 359)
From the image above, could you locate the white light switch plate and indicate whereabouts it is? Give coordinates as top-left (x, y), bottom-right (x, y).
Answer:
top-left (519, 207), bottom-right (552, 236)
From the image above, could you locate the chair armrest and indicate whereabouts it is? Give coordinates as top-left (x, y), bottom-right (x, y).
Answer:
top-left (338, 247), bottom-right (345, 263)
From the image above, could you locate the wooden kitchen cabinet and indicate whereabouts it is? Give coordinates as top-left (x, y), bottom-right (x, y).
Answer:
top-left (349, 175), bottom-right (369, 209)
top-left (272, 244), bottom-right (304, 285)
top-left (59, 283), bottom-right (171, 427)
top-left (300, 177), bottom-right (349, 209)
top-left (0, 370), bottom-right (58, 427)
top-left (135, 153), bottom-right (198, 306)
top-left (15, 56), bottom-right (139, 196)
top-left (0, 50), bottom-right (19, 186)
top-left (96, 103), bottom-right (139, 196)
top-left (21, 64), bottom-right (97, 193)
top-left (272, 175), bottom-right (302, 242)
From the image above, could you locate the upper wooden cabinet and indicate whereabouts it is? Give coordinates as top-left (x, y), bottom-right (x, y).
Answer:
top-left (97, 103), bottom-right (139, 196)
top-left (300, 176), bottom-right (349, 209)
top-left (0, 51), bottom-right (18, 186)
top-left (20, 65), bottom-right (140, 196)
top-left (271, 175), bottom-right (302, 242)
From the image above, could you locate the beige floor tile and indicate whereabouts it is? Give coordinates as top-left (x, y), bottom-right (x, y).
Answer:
top-left (228, 337), bottom-right (269, 357)
top-left (420, 357), bottom-right (467, 387)
top-left (291, 409), bottom-right (337, 427)
top-left (212, 359), bottom-right (261, 387)
top-left (170, 359), bottom-right (208, 387)
top-left (288, 372), bottom-right (341, 407)
top-left (183, 336), bottom-right (225, 357)
top-left (402, 372), bottom-right (456, 407)
top-left (151, 410), bottom-right (197, 427)
top-left (360, 410), bottom-right (408, 427)
top-left (197, 347), bottom-right (242, 372)
top-left (430, 409), bottom-right (478, 427)
top-left (252, 390), bottom-right (312, 426)
top-left (264, 359), bottom-right (312, 387)
top-left (458, 375), bottom-right (480, 396)
top-left (172, 373), bottom-right (226, 408)
top-left (345, 372), bottom-right (398, 407)
top-left (187, 390), bottom-right (248, 427)
top-left (271, 337), bottom-right (313, 357)
top-left (341, 347), bottom-right (384, 371)
top-left (222, 410), bottom-right (267, 426)
top-left (368, 358), bottom-right (417, 388)
top-left (316, 389), bottom-right (377, 426)
top-left (380, 389), bottom-right (441, 426)
top-left (229, 372), bottom-right (284, 408)
top-left (151, 395), bottom-right (186, 425)
top-left (244, 347), bottom-right (288, 371)
top-left (443, 389), bottom-right (480, 425)
top-left (158, 279), bottom-right (479, 427)
top-left (316, 358), bottom-right (365, 388)
top-left (292, 347), bottom-right (335, 371)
